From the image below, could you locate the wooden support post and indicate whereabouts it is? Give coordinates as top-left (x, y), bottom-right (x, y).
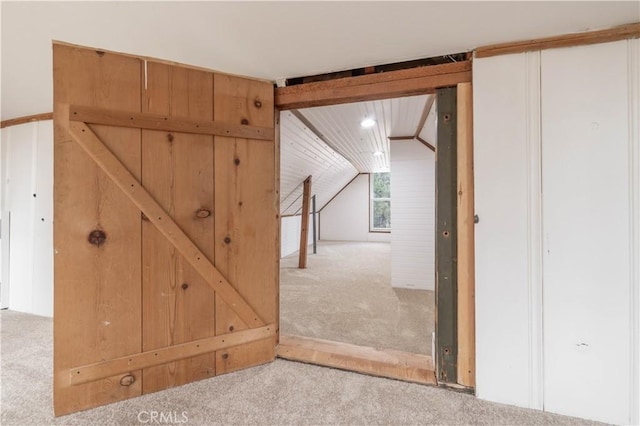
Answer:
top-left (456, 82), bottom-right (475, 388)
top-left (435, 87), bottom-right (458, 384)
top-left (299, 176), bottom-right (312, 268)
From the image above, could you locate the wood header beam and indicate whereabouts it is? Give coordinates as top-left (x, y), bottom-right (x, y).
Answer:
top-left (275, 61), bottom-right (471, 110)
top-left (475, 22), bottom-right (640, 58)
top-left (69, 104), bottom-right (274, 141)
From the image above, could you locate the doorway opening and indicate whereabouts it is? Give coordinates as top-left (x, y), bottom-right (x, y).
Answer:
top-left (274, 59), bottom-right (474, 389)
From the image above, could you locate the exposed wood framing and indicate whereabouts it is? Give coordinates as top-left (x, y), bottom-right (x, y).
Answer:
top-left (65, 117), bottom-right (265, 328)
top-left (69, 325), bottom-right (275, 386)
top-left (417, 136), bottom-right (436, 152)
top-left (274, 108), bottom-right (282, 345)
top-left (298, 176), bottom-right (312, 268)
top-left (415, 95), bottom-right (436, 138)
top-left (318, 173), bottom-right (362, 212)
top-left (69, 105), bottom-right (273, 141)
top-left (435, 87), bottom-right (458, 384)
top-left (475, 22), bottom-right (640, 58)
top-left (277, 335), bottom-right (436, 385)
top-left (456, 82), bottom-right (475, 388)
top-left (275, 61), bottom-right (471, 110)
top-left (0, 112), bottom-right (53, 128)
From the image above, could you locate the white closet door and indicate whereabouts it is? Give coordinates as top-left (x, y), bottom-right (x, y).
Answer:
top-left (541, 40), bottom-right (631, 424)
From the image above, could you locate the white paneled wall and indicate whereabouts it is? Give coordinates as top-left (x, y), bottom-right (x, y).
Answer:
top-left (320, 174), bottom-right (390, 242)
top-left (474, 39), bottom-right (640, 425)
top-left (390, 140), bottom-right (435, 290)
top-left (280, 214), bottom-right (316, 259)
top-left (0, 120), bottom-right (53, 317)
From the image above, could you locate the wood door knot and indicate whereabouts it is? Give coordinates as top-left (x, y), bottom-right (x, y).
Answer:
top-left (240, 118), bottom-right (249, 125)
top-left (167, 133), bottom-right (174, 142)
top-left (228, 325), bottom-right (234, 332)
top-left (254, 99), bottom-right (262, 108)
top-left (221, 353), bottom-right (229, 360)
top-left (195, 209), bottom-right (211, 219)
top-left (88, 230), bottom-right (107, 247)
top-left (119, 374), bottom-right (135, 386)
top-left (224, 237), bottom-right (231, 244)
top-left (181, 283), bottom-right (189, 290)
top-left (234, 158), bottom-right (241, 165)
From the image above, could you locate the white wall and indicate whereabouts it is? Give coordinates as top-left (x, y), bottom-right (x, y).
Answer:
top-left (280, 214), bottom-right (316, 258)
top-left (474, 39), bottom-right (640, 425)
top-left (319, 174), bottom-right (390, 242)
top-left (0, 120), bottom-right (53, 317)
top-left (390, 140), bottom-right (435, 290)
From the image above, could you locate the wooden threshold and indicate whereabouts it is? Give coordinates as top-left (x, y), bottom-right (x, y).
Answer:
top-left (277, 335), bottom-right (436, 385)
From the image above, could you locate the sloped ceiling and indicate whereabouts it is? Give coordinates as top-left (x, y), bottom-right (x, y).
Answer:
top-left (2, 1), bottom-right (638, 119)
top-left (299, 95), bottom-right (434, 173)
top-left (280, 95), bottom-right (436, 215)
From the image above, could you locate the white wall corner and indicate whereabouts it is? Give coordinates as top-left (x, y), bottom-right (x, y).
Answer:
top-left (628, 37), bottom-right (640, 426)
top-left (525, 50), bottom-right (544, 411)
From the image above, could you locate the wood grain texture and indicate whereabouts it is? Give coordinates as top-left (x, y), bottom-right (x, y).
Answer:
top-left (213, 73), bottom-right (277, 374)
top-left (53, 44), bottom-right (143, 416)
top-left (141, 62), bottom-right (217, 393)
top-left (69, 104), bottom-right (273, 140)
top-left (70, 325), bottom-right (275, 386)
top-left (277, 335), bottom-right (436, 385)
top-left (475, 22), bottom-right (640, 58)
top-left (1, 112), bottom-right (53, 128)
top-left (275, 62), bottom-right (471, 109)
top-left (298, 176), bottom-right (312, 268)
top-left (456, 82), bottom-right (475, 388)
top-left (67, 121), bottom-right (265, 329)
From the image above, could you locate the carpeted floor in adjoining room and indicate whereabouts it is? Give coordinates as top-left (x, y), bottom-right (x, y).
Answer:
top-left (0, 309), bottom-right (603, 425)
top-left (280, 241), bottom-right (433, 355)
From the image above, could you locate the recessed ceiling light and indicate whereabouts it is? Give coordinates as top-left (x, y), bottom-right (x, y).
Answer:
top-left (361, 118), bottom-right (376, 128)
top-left (373, 151), bottom-right (383, 156)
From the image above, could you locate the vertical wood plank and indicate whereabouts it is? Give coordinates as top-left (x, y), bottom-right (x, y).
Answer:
top-left (53, 44), bottom-right (142, 415)
top-left (298, 176), bottom-right (312, 268)
top-left (274, 108), bottom-right (282, 345)
top-left (213, 74), bottom-right (277, 374)
top-left (435, 87), bottom-right (458, 384)
top-left (141, 62), bottom-right (216, 393)
top-left (456, 82), bottom-right (475, 388)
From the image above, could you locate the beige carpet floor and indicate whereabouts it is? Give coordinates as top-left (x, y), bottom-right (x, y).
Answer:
top-left (0, 310), bottom-right (601, 425)
top-left (280, 241), bottom-right (433, 355)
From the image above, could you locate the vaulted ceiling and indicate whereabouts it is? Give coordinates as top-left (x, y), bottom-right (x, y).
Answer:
top-left (280, 95), bottom-right (437, 215)
top-left (2, 1), bottom-right (638, 119)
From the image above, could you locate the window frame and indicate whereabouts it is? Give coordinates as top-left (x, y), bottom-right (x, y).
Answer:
top-left (369, 172), bottom-right (391, 233)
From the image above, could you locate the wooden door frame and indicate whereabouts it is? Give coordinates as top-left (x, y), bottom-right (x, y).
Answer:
top-left (274, 60), bottom-right (475, 390)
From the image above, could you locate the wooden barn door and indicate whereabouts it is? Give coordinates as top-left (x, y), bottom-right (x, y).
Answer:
top-left (53, 43), bottom-right (278, 416)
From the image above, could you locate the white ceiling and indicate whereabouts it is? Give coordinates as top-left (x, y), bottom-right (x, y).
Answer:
top-left (299, 95), bottom-right (434, 173)
top-left (2, 1), bottom-right (638, 119)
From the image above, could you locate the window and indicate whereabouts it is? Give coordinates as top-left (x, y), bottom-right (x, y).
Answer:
top-left (371, 172), bottom-right (391, 231)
